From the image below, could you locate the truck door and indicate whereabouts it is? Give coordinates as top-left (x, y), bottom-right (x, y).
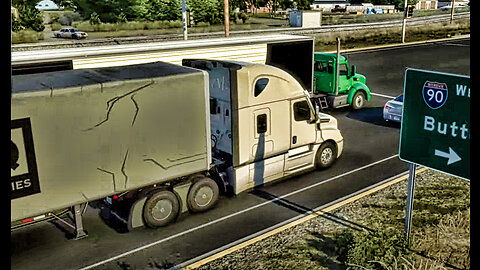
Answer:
top-left (290, 98), bottom-right (316, 147)
top-left (314, 60), bottom-right (334, 94)
top-left (338, 63), bottom-right (351, 93)
top-left (285, 97), bottom-right (317, 172)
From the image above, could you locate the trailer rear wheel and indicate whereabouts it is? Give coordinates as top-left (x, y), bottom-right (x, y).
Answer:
top-left (143, 190), bottom-right (179, 228)
top-left (187, 177), bottom-right (219, 213)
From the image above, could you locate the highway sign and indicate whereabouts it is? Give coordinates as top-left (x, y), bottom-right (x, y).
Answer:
top-left (399, 68), bottom-right (470, 180)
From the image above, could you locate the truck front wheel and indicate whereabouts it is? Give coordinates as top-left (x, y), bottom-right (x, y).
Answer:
top-left (316, 142), bottom-right (337, 169)
top-left (352, 91), bottom-right (366, 110)
top-left (187, 177), bottom-right (219, 213)
top-left (143, 190), bottom-right (179, 228)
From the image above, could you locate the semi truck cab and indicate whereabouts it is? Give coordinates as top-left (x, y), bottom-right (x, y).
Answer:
top-left (313, 53), bottom-right (371, 109)
top-left (183, 59), bottom-right (344, 194)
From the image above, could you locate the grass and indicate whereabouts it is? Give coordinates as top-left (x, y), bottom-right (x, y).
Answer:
top-left (288, 170), bottom-right (470, 269)
top-left (312, 18), bottom-right (470, 51)
top-left (11, 30), bottom-right (45, 44)
top-left (196, 169), bottom-right (469, 270)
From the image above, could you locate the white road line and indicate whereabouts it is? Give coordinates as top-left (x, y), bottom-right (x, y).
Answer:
top-left (370, 92), bottom-right (396, 99)
top-left (177, 166), bottom-right (420, 269)
top-left (78, 154), bottom-right (399, 270)
top-left (441, 42), bottom-right (470, 47)
top-left (341, 36), bottom-right (469, 55)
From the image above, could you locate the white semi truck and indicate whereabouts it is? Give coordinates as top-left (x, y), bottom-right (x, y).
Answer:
top-left (11, 59), bottom-right (343, 238)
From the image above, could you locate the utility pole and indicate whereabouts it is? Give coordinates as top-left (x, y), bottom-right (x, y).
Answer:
top-left (224, 0), bottom-right (230, 37)
top-left (450, 0), bottom-right (456, 23)
top-left (182, 0), bottom-right (188, 40)
top-left (401, 0), bottom-right (408, 43)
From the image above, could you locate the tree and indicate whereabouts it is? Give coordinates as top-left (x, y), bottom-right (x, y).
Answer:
top-left (73, 0), bottom-right (147, 23)
top-left (188, 0), bottom-right (223, 24)
top-left (11, 0), bottom-right (45, 32)
top-left (144, 0), bottom-right (182, 21)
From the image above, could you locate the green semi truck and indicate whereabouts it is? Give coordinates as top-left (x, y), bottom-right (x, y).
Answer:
top-left (312, 52), bottom-right (371, 110)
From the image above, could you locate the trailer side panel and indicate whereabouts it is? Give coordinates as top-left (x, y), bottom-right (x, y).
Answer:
top-left (11, 62), bottom-right (211, 222)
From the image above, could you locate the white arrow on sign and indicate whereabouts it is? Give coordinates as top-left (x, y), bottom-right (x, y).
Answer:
top-left (434, 147), bottom-right (461, 165)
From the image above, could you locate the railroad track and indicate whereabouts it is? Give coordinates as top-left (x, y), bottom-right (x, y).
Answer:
top-left (12, 12), bottom-right (469, 52)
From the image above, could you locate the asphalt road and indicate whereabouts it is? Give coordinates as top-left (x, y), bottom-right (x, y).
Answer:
top-left (10, 38), bottom-right (470, 270)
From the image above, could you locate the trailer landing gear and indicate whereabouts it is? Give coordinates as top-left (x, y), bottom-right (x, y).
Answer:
top-left (50, 204), bottom-right (88, 240)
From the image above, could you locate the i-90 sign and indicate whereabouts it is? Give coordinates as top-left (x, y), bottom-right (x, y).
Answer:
top-left (399, 68), bottom-right (470, 180)
top-left (422, 81), bottom-right (448, 109)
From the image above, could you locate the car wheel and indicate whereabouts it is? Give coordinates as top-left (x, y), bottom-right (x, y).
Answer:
top-left (352, 91), bottom-right (366, 110)
top-left (316, 141), bottom-right (337, 169)
top-left (142, 190), bottom-right (179, 228)
top-left (187, 177), bottom-right (219, 213)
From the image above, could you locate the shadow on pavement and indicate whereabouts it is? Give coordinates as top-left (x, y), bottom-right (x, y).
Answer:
top-left (346, 107), bottom-right (400, 128)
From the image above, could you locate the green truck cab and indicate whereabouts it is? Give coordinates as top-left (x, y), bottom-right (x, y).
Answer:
top-left (312, 52), bottom-right (371, 109)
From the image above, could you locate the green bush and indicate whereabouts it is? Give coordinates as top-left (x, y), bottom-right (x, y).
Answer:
top-left (12, 30), bottom-right (44, 44)
top-left (59, 11), bottom-right (82, 26)
top-left (73, 20), bottom-right (183, 32)
top-left (346, 227), bottom-right (414, 269)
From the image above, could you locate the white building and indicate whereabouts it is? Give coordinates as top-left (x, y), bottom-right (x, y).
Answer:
top-left (35, 0), bottom-right (59, 10)
top-left (310, 0), bottom-right (349, 12)
top-left (437, 0), bottom-right (469, 8)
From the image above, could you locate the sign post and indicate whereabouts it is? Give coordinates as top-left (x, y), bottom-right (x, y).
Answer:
top-left (399, 68), bottom-right (470, 241)
top-left (404, 163), bottom-right (416, 243)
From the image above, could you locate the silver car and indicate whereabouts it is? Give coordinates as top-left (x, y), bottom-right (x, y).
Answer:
top-left (54, 28), bottom-right (88, 39)
top-left (383, 94), bottom-right (403, 123)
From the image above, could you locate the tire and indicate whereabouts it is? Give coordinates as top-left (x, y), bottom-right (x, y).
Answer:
top-left (315, 142), bottom-right (337, 169)
top-left (143, 190), bottom-right (179, 228)
top-left (351, 91), bottom-right (366, 110)
top-left (187, 177), bottom-right (219, 213)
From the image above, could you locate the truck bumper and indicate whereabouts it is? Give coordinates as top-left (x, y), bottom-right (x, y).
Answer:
top-left (336, 139), bottom-right (344, 158)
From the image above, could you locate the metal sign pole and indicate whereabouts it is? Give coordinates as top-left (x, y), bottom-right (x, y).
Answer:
top-left (404, 163), bottom-right (416, 244)
top-left (401, 0), bottom-right (408, 43)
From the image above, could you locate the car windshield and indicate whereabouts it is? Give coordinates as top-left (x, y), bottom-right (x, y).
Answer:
top-left (394, 95), bottom-right (404, 102)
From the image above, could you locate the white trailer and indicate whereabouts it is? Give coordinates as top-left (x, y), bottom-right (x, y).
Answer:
top-left (12, 58), bottom-right (343, 238)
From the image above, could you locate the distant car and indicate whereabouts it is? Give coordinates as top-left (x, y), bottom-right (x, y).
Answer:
top-left (383, 94), bottom-right (403, 123)
top-left (439, 5), bottom-right (467, 10)
top-left (54, 28), bottom-right (88, 39)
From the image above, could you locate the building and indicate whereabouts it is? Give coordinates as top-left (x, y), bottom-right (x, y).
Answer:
top-left (290, 10), bottom-right (322, 27)
top-left (35, 0), bottom-right (59, 10)
top-left (347, 3), bottom-right (396, 14)
top-left (310, 0), bottom-right (349, 12)
top-left (415, 0), bottom-right (438, 9)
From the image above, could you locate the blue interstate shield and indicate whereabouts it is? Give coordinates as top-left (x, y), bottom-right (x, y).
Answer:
top-left (422, 81), bottom-right (448, 109)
